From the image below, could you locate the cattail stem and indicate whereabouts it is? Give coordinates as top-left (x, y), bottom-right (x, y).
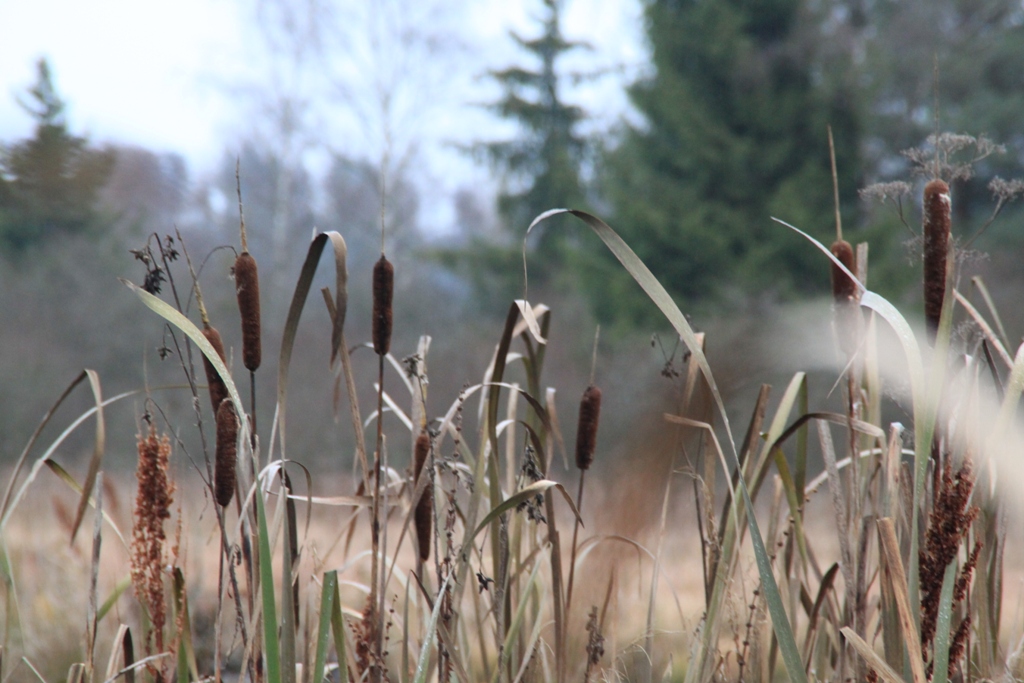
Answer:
top-left (923, 179), bottom-right (951, 339)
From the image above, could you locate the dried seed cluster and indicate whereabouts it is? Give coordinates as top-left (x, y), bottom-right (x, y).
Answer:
top-left (130, 425), bottom-right (175, 654)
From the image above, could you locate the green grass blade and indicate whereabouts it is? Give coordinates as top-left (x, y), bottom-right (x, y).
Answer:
top-left (313, 571), bottom-right (337, 683)
top-left (330, 577), bottom-right (349, 683)
top-left (254, 482), bottom-right (281, 682)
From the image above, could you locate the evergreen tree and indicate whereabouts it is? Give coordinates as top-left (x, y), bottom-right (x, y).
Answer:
top-left (0, 59), bottom-right (114, 256)
top-left (474, 0), bottom-right (590, 287)
top-left (593, 0), bottom-right (861, 326)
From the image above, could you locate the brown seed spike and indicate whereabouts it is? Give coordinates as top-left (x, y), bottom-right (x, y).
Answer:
top-left (413, 430), bottom-right (432, 562)
top-left (829, 240), bottom-right (857, 304)
top-left (234, 251), bottom-right (262, 372)
top-left (575, 385), bottom-right (602, 470)
top-left (830, 239), bottom-right (860, 357)
top-left (202, 324), bottom-right (229, 415)
top-left (214, 399), bottom-right (238, 507)
top-left (923, 179), bottom-right (951, 338)
top-left (372, 255), bottom-right (394, 356)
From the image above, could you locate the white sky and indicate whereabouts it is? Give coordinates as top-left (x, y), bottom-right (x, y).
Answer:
top-left (0, 0), bottom-right (647, 232)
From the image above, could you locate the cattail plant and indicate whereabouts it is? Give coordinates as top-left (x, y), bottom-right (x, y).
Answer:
top-left (574, 385), bottom-right (602, 471)
top-left (234, 163), bottom-right (262, 373)
top-left (201, 323), bottom-right (229, 414)
top-left (413, 429), bottom-right (432, 562)
top-left (564, 331), bottom-right (603, 682)
top-left (234, 252), bottom-right (261, 373)
top-left (214, 398), bottom-right (238, 507)
top-left (372, 255), bottom-right (394, 356)
top-left (923, 178), bottom-right (951, 338)
top-left (828, 126), bottom-right (861, 359)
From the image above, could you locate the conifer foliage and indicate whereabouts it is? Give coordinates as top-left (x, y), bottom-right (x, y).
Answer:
top-left (0, 59), bottom-right (114, 256)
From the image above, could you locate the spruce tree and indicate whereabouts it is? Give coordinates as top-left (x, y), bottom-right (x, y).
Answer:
top-left (594, 0), bottom-right (860, 325)
top-left (0, 59), bottom-right (114, 256)
top-left (476, 0), bottom-right (589, 283)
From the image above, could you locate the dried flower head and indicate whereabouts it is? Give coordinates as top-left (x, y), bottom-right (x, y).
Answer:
top-left (131, 424), bottom-right (175, 657)
top-left (902, 133), bottom-right (1004, 183)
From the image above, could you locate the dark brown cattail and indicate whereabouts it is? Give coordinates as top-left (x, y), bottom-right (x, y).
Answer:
top-left (372, 255), bottom-right (394, 355)
top-left (574, 385), bottom-right (602, 470)
top-left (830, 239), bottom-right (860, 357)
top-left (202, 324), bottom-right (229, 415)
top-left (214, 399), bottom-right (238, 507)
top-left (829, 239), bottom-right (857, 304)
top-left (923, 179), bottom-right (951, 337)
top-left (413, 430), bottom-right (432, 561)
top-left (234, 251), bottom-right (262, 372)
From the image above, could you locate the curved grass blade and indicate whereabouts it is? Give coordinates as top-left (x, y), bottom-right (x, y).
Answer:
top-left (275, 231), bottom-right (349, 461)
top-left (469, 480), bottom-right (581, 543)
top-left (67, 370), bottom-right (104, 544)
top-left (254, 481), bottom-right (281, 682)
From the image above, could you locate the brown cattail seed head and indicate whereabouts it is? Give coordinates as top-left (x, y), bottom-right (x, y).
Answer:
top-left (202, 324), bottom-right (229, 415)
top-left (923, 179), bottom-right (951, 337)
top-left (829, 240), bottom-right (857, 304)
top-left (214, 399), bottom-right (238, 507)
top-left (830, 239), bottom-right (860, 358)
top-left (413, 430), bottom-right (432, 561)
top-left (575, 385), bottom-right (602, 470)
top-left (234, 251), bottom-right (262, 372)
top-left (372, 255), bottom-right (394, 355)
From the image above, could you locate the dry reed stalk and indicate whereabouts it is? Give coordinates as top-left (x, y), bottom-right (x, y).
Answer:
top-left (574, 385), bottom-right (602, 470)
top-left (923, 179), bottom-right (951, 337)
top-left (372, 255), bottom-right (394, 356)
top-left (202, 324), bottom-right (229, 415)
top-left (130, 424), bottom-right (174, 663)
top-left (234, 252), bottom-right (262, 372)
top-left (413, 430), bottom-right (432, 562)
top-left (214, 399), bottom-right (238, 507)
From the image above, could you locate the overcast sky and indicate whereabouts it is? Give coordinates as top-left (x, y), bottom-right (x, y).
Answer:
top-left (0, 0), bottom-right (647, 232)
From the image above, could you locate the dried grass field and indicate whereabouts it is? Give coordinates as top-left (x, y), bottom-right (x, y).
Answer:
top-left (4, 152), bottom-right (1024, 682)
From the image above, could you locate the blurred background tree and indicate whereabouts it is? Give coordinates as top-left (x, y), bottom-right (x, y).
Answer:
top-left (439, 0), bottom-right (594, 311)
top-left (586, 0), bottom-right (863, 327)
top-left (0, 59), bottom-right (114, 257)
